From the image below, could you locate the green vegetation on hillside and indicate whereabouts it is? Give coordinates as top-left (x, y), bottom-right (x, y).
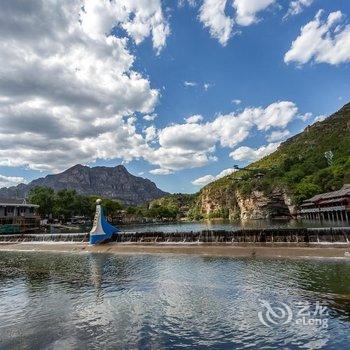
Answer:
top-left (195, 103), bottom-right (350, 215)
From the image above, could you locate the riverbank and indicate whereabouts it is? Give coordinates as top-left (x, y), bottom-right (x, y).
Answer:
top-left (1, 242), bottom-right (350, 259)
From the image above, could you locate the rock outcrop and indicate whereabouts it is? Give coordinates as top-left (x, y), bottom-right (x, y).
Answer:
top-left (0, 164), bottom-right (168, 206)
top-left (235, 189), bottom-right (293, 220)
top-left (199, 186), bottom-right (293, 220)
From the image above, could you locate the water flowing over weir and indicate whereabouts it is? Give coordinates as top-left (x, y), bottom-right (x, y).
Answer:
top-left (115, 228), bottom-right (350, 244)
top-left (1, 228), bottom-right (350, 245)
top-left (0, 233), bottom-right (89, 243)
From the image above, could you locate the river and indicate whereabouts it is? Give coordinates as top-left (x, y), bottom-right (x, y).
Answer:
top-left (0, 251), bottom-right (349, 349)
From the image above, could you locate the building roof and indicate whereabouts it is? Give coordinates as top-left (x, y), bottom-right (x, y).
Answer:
top-left (304, 184), bottom-right (350, 204)
top-left (0, 198), bottom-right (39, 207)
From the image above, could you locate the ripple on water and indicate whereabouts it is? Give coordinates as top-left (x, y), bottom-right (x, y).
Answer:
top-left (0, 252), bottom-right (349, 349)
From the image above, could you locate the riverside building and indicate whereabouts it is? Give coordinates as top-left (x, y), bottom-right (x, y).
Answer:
top-left (0, 198), bottom-right (40, 233)
top-left (300, 184), bottom-right (350, 222)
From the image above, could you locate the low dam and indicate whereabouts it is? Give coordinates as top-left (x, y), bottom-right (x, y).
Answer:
top-left (0, 227), bottom-right (349, 245)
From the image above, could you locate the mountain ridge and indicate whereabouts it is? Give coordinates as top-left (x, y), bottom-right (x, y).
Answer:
top-left (0, 164), bottom-right (168, 206)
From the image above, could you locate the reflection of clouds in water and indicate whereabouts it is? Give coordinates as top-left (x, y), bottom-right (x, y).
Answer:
top-left (0, 252), bottom-right (348, 348)
top-left (148, 257), bottom-right (332, 348)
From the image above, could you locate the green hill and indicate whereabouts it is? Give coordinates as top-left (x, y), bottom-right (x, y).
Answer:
top-left (191, 103), bottom-right (350, 220)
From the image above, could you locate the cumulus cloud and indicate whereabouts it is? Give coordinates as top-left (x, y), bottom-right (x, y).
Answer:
top-left (159, 124), bottom-right (216, 151)
top-left (149, 101), bottom-right (303, 173)
top-left (0, 174), bottom-right (27, 188)
top-left (144, 125), bottom-right (158, 142)
top-left (198, 0), bottom-right (277, 45)
top-left (185, 115), bottom-right (204, 123)
top-left (314, 114), bottom-right (327, 123)
top-left (298, 112), bottom-right (313, 122)
top-left (267, 129), bottom-right (290, 142)
top-left (285, 0), bottom-right (313, 18)
top-left (233, 0), bottom-right (276, 26)
top-left (149, 168), bottom-right (174, 175)
top-left (199, 0), bottom-right (234, 46)
top-left (143, 114), bottom-right (157, 122)
top-left (285, 10), bottom-right (350, 65)
top-left (192, 167), bottom-right (237, 186)
top-left (229, 142), bottom-right (280, 162)
top-left (0, 0), bottom-right (170, 172)
top-left (81, 0), bottom-right (170, 54)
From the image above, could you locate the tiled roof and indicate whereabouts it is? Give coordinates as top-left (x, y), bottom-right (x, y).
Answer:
top-left (0, 198), bottom-right (39, 207)
top-left (304, 184), bottom-right (350, 203)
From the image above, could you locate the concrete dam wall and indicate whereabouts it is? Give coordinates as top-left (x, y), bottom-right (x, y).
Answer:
top-left (0, 227), bottom-right (349, 245)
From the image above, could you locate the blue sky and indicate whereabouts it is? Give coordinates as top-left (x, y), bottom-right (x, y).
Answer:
top-left (0, 0), bottom-right (349, 194)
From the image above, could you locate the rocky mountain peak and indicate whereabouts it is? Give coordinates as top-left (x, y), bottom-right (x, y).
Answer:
top-left (0, 164), bottom-right (168, 206)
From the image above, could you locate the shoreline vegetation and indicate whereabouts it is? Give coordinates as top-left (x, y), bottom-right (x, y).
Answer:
top-left (1, 242), bottom-right (350, 259)
top-left (27, 187), bottom-right (193, 225)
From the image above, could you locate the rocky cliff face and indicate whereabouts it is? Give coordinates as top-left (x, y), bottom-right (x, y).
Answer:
top-left (199, 186), bottom-right (294, 220)
top-left (0, 164), bottom-right (168, 205)
top-left (235, 189), bottom-right (293, 220)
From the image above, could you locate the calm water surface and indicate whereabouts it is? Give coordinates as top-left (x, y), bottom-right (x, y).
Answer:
top-left (0, 252), bottom-right (349, 349)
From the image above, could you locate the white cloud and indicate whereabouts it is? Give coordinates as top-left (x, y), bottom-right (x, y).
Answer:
top-left (199, 0), bottom-right (234, 46)
top-left (233, 0), bottom-right (276, 26)
top-left (232, 99), bottom-right (242, 105)
top-left (158, 123), bottom-right (216, 152)
top-left (229, 142), bottom-right (280, 162)
top-left (185, 115), bottom-right (204, 123)
top-left (203, 83), bottom-right (212, 91)
top-left (144, 125), bottom-right (158, 142)
top-left (0, 2), bottom-right (312, 176)
top-left (299, 112), bottom-right (313, 121)
top-left (192, 174), bottom-right (216, 186)
top-left (285, 10), bottom-right (350, 65)
top-left (0, 174), bottom-right (27, 188)
top-left (198, 0), bottom-right (279, 45)
top-left (178, 0), bottom-right (197, 7)
top-left (146, 146), bottom-right (216, 173)
top-left (285, 0), bottom-right (313, 18)
top-left (143, 114), bottom-right (157, 121)
top-left (314, 114), bottom-right (327, 123)
top-left (184, 81), bottom-right (197, 87)
top-left (149, 168), bottom-right (173, 175)
top-left (148, 101), bottom-right (303, 173)
top-left (192, 167), bottom-right (237, 186)
top-left (267, 129), bottom-right (290, 142)
top-left (255, 101), bottom-right (299, 131)
top-left (0, 0), bottom-right (170, 172)
top-left (82, 0), bottom-right (170, 54)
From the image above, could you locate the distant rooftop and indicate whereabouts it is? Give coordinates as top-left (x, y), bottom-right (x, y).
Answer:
top-left (0, 198), bottom-right (39, 207)
top-left (304, 185), bottom-right (350, 203)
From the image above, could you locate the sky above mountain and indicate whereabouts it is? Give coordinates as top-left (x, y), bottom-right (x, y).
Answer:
top-left (0, 0), bottom-right (349, 193)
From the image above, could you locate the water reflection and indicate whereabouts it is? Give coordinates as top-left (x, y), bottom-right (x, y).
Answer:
top-left (0, 252), bottom-right (349, 349)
